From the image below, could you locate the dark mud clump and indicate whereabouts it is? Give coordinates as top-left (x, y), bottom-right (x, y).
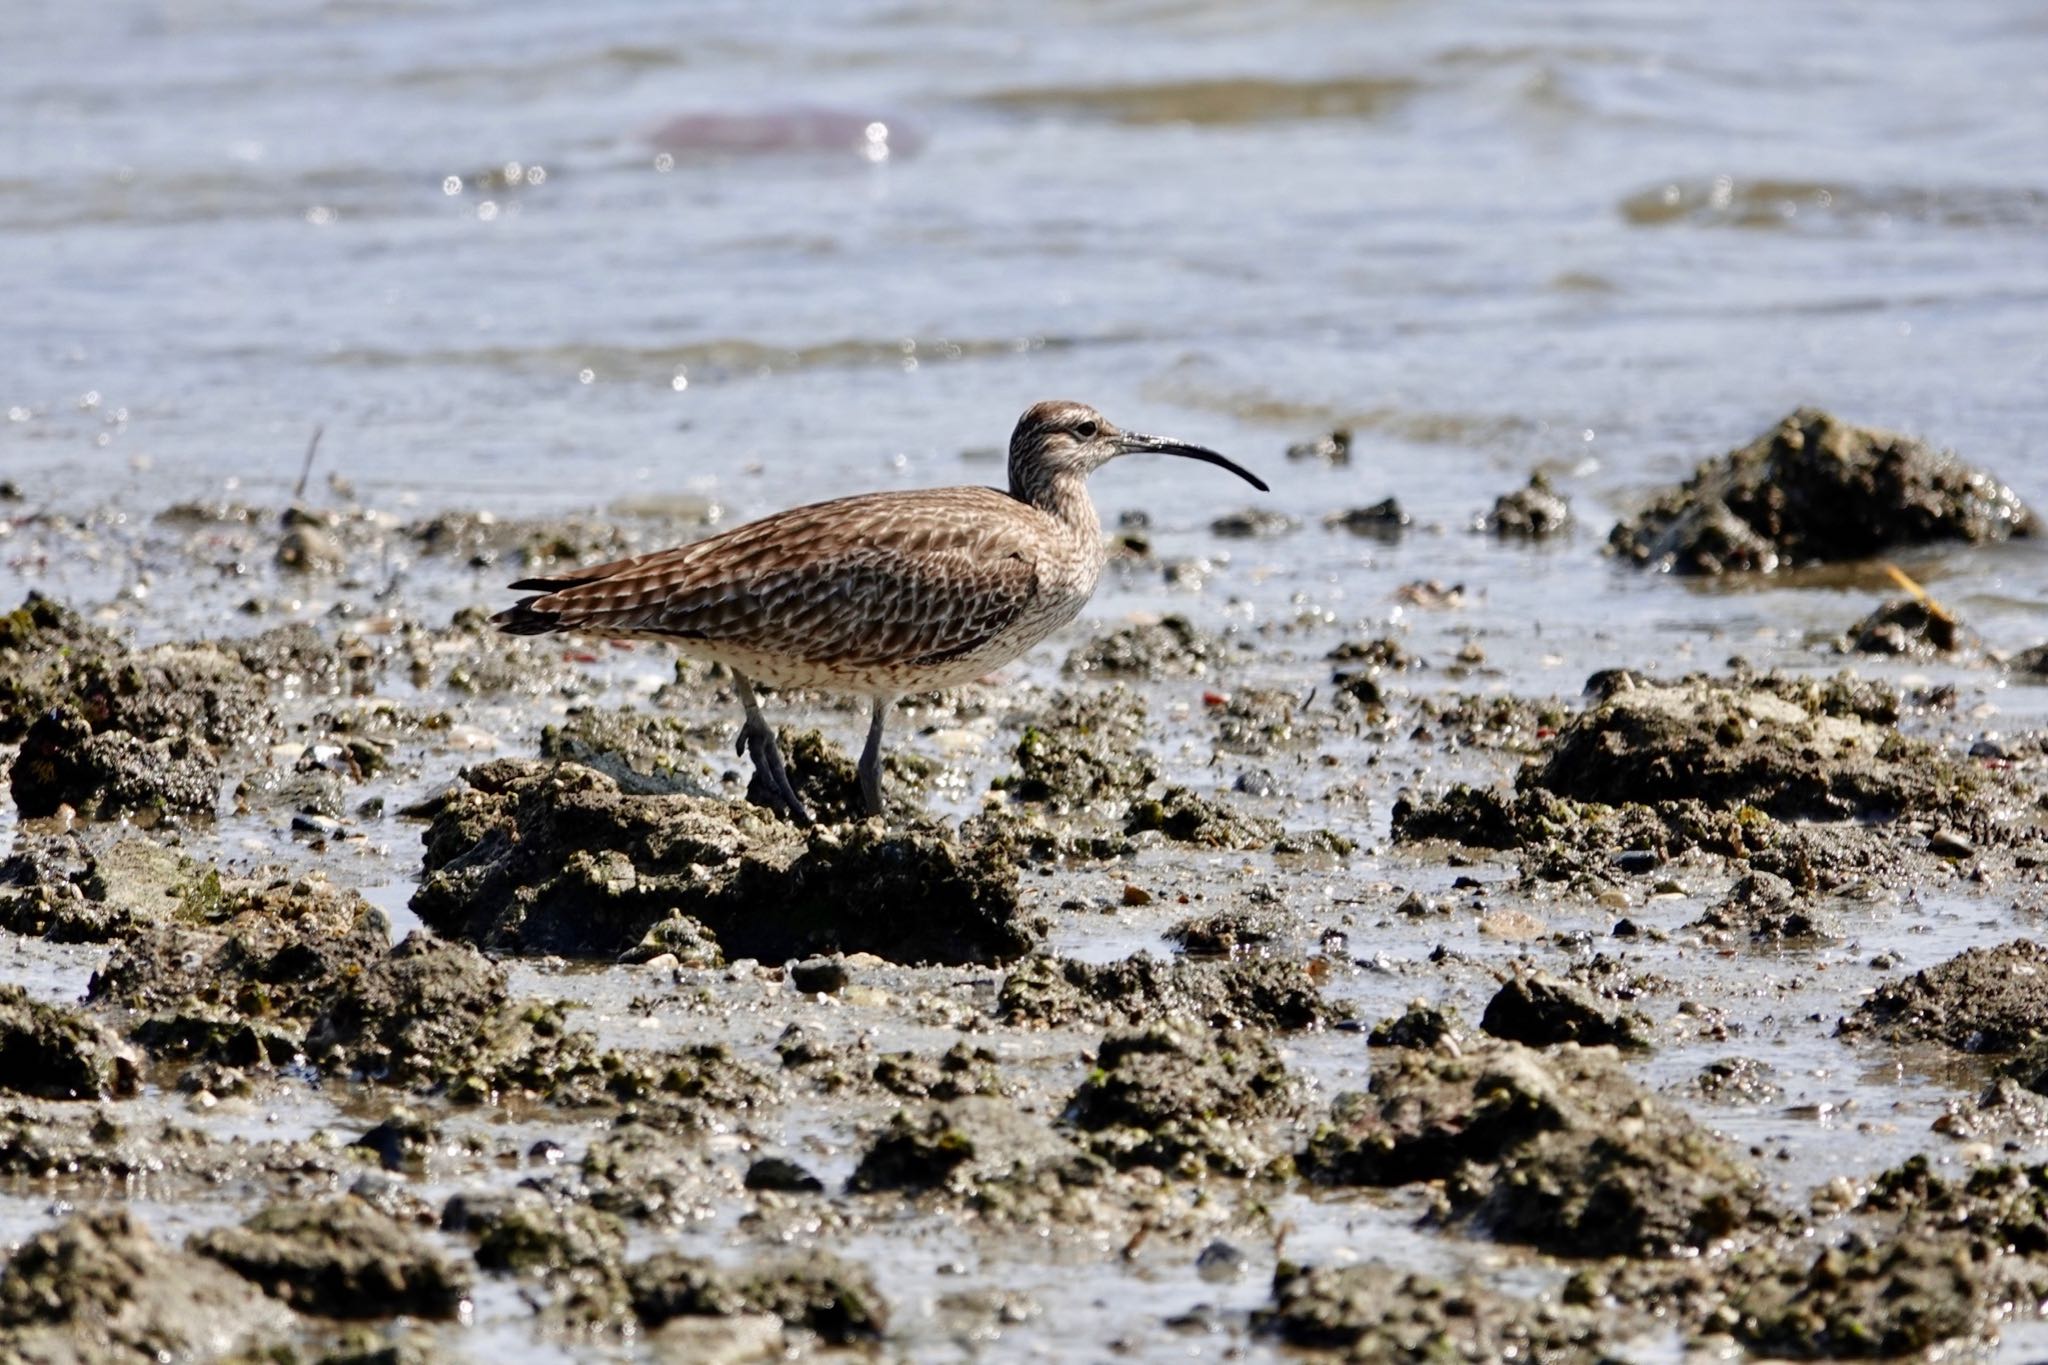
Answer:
top-left (1062, 615), bottom-right (1235, 679)
top-left (1689, 871), bottom-right (1830, 942)
top-left (0, 834), bottom-right (225, 943)
top-left (1124, 784), bottom-right (1285, 850)
top-left (1528, 673), bottom-right (1975, 821)
top-left (1609, 408), bottom-right (2034, 574)
top-left (998, 951), bottom-right (1348, 1032)
top-left (1483, 471), bottom-right (1573, 540)
top-left (192, 1196), bottom-right (472, 1320)
top-left (0, 984), bottom-right (140, 1100)
top-left (1255, 1262), bottom-right (1609, 1359)
top-left (0, 594), bottom-right (294, 819)
top-left (412, 758), bottom-right (1032, 965)
top-left (539, 707), bottom-right (717, 796)
top-left (305, 931), bottom-right (644, 1103)
top-left (0, 1208), bottom-right (292, 1361)
top-left (991, 687), bottom-right (1155, 809)
top-left (10, 706), bottom-right (223, 819)
top-left (628, 1250), bottom-right (888, 1344)
top-left (1302, 1041), bottom-right (1781, 1256)
top-left (1479, 972), bottom-right (1652, 1050)
top-left (87, 874), bottom-right (389, 1073)
top-left (1838, 938), bottom-right (2048, 1054)
top-left (847, 1096), bottom-right (1093, 1200)
top-left (1844, 596), bottom-right (1960, 657)
top-left (1065, 1019), bottom-right (1301, 1176)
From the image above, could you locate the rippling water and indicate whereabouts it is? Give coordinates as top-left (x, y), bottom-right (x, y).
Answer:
top-left (7, 0), bottom-right (2046, 526)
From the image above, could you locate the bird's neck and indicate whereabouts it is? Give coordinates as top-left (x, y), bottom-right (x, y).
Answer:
top-left (1015, 469), bottom-right (1099, 540)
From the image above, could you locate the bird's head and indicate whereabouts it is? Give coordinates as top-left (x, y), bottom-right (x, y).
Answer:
top-left (1007, 400), bottom-right (1267, 505)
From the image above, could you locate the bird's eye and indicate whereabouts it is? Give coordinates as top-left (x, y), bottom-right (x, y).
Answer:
top-left (1075, 421), bottom-right (1099, 439)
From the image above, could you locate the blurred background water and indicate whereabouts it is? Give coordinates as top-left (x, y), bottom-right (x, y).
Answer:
top-left (5, 0), bottom-right (2045, 524)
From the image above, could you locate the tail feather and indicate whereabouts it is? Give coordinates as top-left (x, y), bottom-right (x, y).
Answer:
top-left (490, 597), bottom-right (565, 636)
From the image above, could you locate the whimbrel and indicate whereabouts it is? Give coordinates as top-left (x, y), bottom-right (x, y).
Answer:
top-left (493, 400), bottom-right (1268, 824)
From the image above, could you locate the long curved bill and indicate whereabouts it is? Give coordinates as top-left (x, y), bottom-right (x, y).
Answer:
top-left (1117, 430), bottom-right (1270, 492)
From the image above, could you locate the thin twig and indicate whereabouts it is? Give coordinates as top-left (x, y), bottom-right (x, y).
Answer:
top-left (292, 424), bottom-right (325, 503)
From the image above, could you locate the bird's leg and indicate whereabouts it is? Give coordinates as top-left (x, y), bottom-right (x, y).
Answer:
top-left (732, 672), bottom-right (811, 826)
top-left (857, 697), bottom-right (888, 818)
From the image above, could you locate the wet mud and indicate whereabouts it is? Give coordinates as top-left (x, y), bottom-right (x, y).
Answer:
top-left (1, 432), bottom-right (2046, 1363)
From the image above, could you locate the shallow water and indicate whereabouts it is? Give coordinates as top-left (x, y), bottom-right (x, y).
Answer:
top-left (6, 0), bottom-right (2048, 1360)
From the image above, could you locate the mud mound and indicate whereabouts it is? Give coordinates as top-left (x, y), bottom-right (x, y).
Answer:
top-left (1480, 972), bottom-right (1653, 1050)
top-left (1124, 785), bottom-right (1284, 849)
top-left (0, 594), bottom-right (288, 819)
top-left (1302, 1041), bottom-right (1781, 1256)
top-left (1610, 409), bottom-right (2033, 574)
top-left (412, 759), bottom-right (1031, 965)
top-left (0, 986), bottom-right (140, 1101)
top-left (1255, 1262), bottom-right (1609, 1358)
top-left (193, 1196), bottom-right (472, 1320)
top-left (1065, 1019), bottom-right (1301, 1176)
top-left (0, 835), bottom-right (225, 943)
top-left (0, 1209), bottom-right (292, 1361)
top-left (1063, 615), bottom-right (1234, 678)
top-left (998, 951), bottom-right (1347, 1032)
top-left (1839, 939), bottom-right (2048, 1054)
top-left (1844, 597), bottom-right (1960, 657)
top-left (992, 688), bottom-right (1155, 809)
top-left (1483, 472), bottom-right (1573, 540)
top-left (628, 1250), bottom-right (888, 1344)
top-left (88, 876), bottom-right (389, 1075)
top-left (1528, 675), bottom-right (1974, 821)
top-left (11, 706), bottom-right (222, 819)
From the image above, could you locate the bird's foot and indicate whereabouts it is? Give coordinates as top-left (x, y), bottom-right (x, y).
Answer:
top-left (737, 718), bottom-right (812, 827)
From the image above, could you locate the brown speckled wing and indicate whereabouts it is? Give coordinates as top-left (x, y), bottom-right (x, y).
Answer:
top-left (500, 487), bottom-right (1045, 667)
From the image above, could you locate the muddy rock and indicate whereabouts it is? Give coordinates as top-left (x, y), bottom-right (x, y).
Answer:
top-left (10, 705), bottom-right (222, 819)
top-left (1164, 906), bottom-right (1288, 956)
top-left (1844, 596), bottom-right (1960, 657)
top-left (847, 1097), bottom-right (1117, 1228)
top-left (1326, 497), bottom-right (1410, 537)
top-left (89, 876), bottom-right (388, 1071)
top-left (193, 1196), bottom-right (472, 1320)
top-left (1484, 471), bottom-right (1573, 540)
top-left (1528, 674), bottom-right (1975, 821)
top-left (1063, 615), bottom-right (1234, 679)
top-left (628, 1249), bottom-right (887, 1344)
top-left (0, 1208), bottom-right (293, 1361)
top-left (1065, 1019), bottom-right (1301, 1176)
top-left (1610, 408), bottom-right (2034, 574)
top-left (1210, 506), bottom-right (1300, 538)
top-left (306, 931), bottom-right (644, 1102)
top-left (1368, 1000), bottom-right (1465, 1049)
top-left (1125, 784), bottom-right (1284, 849)
top-left (0, 834), bottom-right (229, 942)
top-left (1839, 938), bottom-right (2048, 1054)
top-left (1690, 871), bottom-right (1829, 941)
top-left (2008, 643), bottom-right (2048, 677)
top-left (992, 687), bottom-right (1155, 809)
top-left (0, 593), bottom-right (122, 741)
top-left (0, 985), bottom-right (140, 1100)
top-left (872, 1041), bottom-right (1007, 1101)
top-left (454, 1192), bottom-right (627, 1274)
top-left (538, 709), bottom-right (716, 797)
top-left (1302, 1041), bottom-right (1781, 1256)
top-left (998, 951), bottom-right (1348, 1032)
top-left (412, 759), bottom-right (1031, 964)
top-left (1255, 1261), bottom-right (1610, 1359)
top-left (1691, 1056), bottom-right (1783, 1105)
top-left (572, 1120), bottom-right (734, 1226)
top-left (1480, 972), bottom-right (1652, 1050)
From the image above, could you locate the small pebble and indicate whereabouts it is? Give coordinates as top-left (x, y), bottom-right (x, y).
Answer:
top-left (790, 956), bottom-right (849, 994)
top-left (1195, 1240), bottom-right (1248, 1284)
top-left (1928, 829), bottom-right (1974, 859)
